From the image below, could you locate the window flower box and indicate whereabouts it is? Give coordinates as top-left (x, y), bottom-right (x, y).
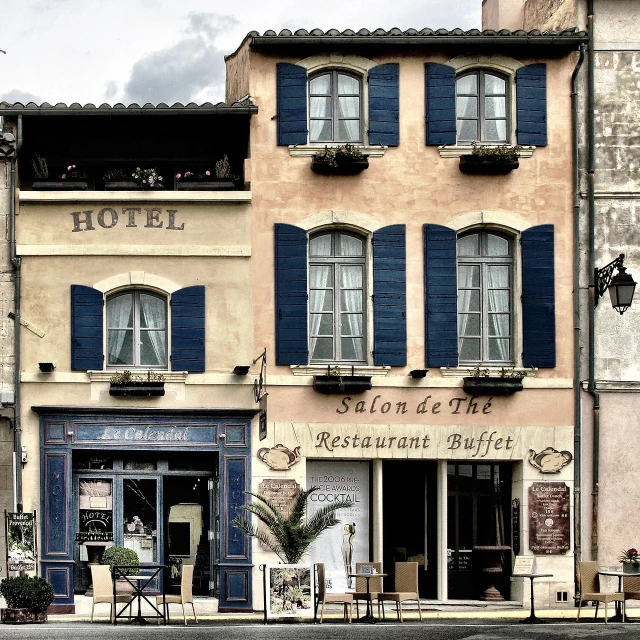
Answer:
top-left (104, 180), bottom-right (144, 191)
top-left (313, 375), bottom-right (372, 394)
top-left (177, 178), bottom-right (235, 191)
top-left (462, 377), bottom-right (523, 395)
top-left (459, 144), bottom-right (521, 175)
top-left (311, 144), bottom-right (369, 175)
top-left (32, 178), bottom-right (89, 191)
top-left (109, 381), bottom-right (165, 397)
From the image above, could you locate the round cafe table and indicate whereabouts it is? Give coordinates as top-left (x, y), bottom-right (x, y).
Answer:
top-left (348, 572), bottom-right (387, 623)
top-left (510, 573), bottom-right (553, 623)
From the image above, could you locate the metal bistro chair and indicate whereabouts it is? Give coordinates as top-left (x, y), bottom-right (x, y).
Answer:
top-left (377, 561), bottom-right (423, 622)
top-left (90, 564), bottom-right (132, 623)
top-left (315, 563), bottom-right (353, 623)
top-left (353, 561), bottom-right (382, 619)
top-left (156, 564), bottom-right (197, 625)
top-left (576, 561), bottom-right (625, 624)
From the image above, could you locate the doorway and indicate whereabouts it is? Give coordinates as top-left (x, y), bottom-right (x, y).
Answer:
top-left (447, 462), bottom-right (512, 599)
top-left (382, 461), bottom-right (438, 598)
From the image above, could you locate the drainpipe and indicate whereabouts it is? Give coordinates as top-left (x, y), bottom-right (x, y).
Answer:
top-left (572, 43), bottom-right (585, 578)
top-left (586, 0), bottom-right (598, 560)
top-left (9, 115), bottom-right (22, 512)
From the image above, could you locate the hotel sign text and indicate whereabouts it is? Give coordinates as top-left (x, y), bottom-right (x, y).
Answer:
top-left (70, 207), bottom-right (185, 232)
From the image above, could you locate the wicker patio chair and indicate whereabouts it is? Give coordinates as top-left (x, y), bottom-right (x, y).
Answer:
top-left (353, 561), bottom-right (382, 619)
top-left (377, 561), bottom-right (422, 622)
top-left (576, 561), bottom-right (625, 624)
top-left (315, 563), bottom-right (353, 623)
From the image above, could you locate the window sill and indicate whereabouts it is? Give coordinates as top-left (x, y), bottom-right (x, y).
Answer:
top-left (89, 371), bottom-right (188, 383)
top-left (437, 145), bottom-right (535, 159)
top-left (19, 190), bottom-right (252, 203)
top-left (290, 365), bottom-right (390, 377)
top-left (289, 144), bottom-right (388, 158)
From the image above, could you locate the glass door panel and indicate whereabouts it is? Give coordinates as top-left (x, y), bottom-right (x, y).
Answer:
top-left (123, 478), bottom-right (158, 564)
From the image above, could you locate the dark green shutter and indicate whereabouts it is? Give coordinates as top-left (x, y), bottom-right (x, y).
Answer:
top-left (424, 224), bottom-right (458, 367)
top-left (275, 224), bottom-right (308, 365)
top-left (171, 286), bottom-right (205, 372)
top-left (276, 63), bottom-right (308, 146)
top-left (368, 63), bottom-right (399, 146)
top-left (521, 225), bottom-right (555, 367)
top-left (516, 64), bottom-right (547, 147)
top-left (71, 285), bottom-right (104, 371)
top-left (373, 225), bottom-right (406, 366)
top-left (425, 63), bottom-right (456, 146)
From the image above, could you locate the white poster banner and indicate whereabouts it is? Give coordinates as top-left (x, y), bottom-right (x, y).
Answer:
top-left (307, 461), bottom-right (369, 593)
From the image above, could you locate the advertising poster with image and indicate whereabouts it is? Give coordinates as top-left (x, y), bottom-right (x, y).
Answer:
top-left (306, 461), bottom-right (369, 593)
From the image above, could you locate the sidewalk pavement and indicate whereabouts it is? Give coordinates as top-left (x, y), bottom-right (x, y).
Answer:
top-left (44, 595), bottom-right (640, 624)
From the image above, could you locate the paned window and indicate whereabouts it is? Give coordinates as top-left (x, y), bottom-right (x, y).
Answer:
top-left (457, 231), bottom-right (513, 364)
top-left (456, 70), bottom-right (508, 143)
top-left (309, 230), bottom-right (366, 363)
top-left (309, 70), bottom-right (362, 143)
top-left (107, 290), bottom-right (167, 367)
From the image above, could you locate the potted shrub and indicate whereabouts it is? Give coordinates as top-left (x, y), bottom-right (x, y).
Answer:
top-left (459, 143), bottom-right (521, 175)
top-left (103, 168), bottom-right (139, 191)
top-left (313, 366), bottom-right (372, 394)
top-left (0, 576), bottom-right (55, 624)
top-left (109, 370), bottom-right (165, 397)
top-left (101, 546), bottom-right (140, 596)
top-left (311, 144), bottom-right (369, 175)
top-left (176, 155), bottom-right (237, 191)
top-left (462, 366), bottom-right (526, 395)
top-left (31, 154), bottom-right (89, 190)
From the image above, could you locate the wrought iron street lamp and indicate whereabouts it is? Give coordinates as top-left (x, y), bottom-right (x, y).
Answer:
top-left (594, 253), bottom-right (636, 314)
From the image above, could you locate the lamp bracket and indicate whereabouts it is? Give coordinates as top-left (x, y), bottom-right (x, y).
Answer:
top-left (253, 349), bottom-right (267, 403)
top-left (594, 253), bottom-right (626, 306)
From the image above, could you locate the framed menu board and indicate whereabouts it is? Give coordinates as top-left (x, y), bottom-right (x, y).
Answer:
top-left (528, 482), bottom-right (570, 555)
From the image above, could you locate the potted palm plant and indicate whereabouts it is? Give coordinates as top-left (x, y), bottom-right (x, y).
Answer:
top-left (232, 486), bottom-right (353, 564)
top-left (459, 143), bottom-right (521, 175)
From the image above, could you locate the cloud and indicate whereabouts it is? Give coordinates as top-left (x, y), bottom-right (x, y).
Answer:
top-left (121, 12), bottom-right (236, 105)
top-left (0, 89), bottom-right (43, 105)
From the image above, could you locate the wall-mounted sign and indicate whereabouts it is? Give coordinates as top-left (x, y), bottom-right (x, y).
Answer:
top-left (6, 512), bottom-right (37, 572)
top-left (528, 482), bottom-right (570, 555)
top-left (512, 498), bottom-right (521, 556)
top-left (259, 411), bottom-right (267, 441)
top-left (258, 479), bottom-right (300, 518)
top-left (528, 447), bottom-right (572, 473)
top-left (257, 444), bottom-right (301, 470)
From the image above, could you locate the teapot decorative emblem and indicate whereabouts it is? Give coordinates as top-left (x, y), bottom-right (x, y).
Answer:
top-left (257, 444), bottom-right (302, 470)
top-left (528, 447), bottom-right (573, 474)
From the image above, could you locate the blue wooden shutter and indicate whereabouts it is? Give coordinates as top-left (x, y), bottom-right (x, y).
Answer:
top-left (171, 286), bottom-right (205, 372)
top-left (425, 63), bottom-right (456, 146)
top-left (521, 225), bottom-right (555, 367)
top-left (276, 63), bottom-right (308, 146)
top-left (373, 225), bottom-right (406, 366)
top-left (368, 63), bottom-right (399, 146)
top-left (71, 285), bottom-right (104, 371)
top-left (424, 224), bottom-right (458, 367)
top-left (516, 63), bottom-right (547, 146)
top-left (275, 224), bottom-right (308, 365)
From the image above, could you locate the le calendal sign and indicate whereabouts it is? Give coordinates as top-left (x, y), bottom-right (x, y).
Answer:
top-left (528, 482), bottom-right (570, 555)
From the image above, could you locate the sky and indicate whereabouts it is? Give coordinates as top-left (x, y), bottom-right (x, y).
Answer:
top-left (0, 0), bottom-right (481, 107)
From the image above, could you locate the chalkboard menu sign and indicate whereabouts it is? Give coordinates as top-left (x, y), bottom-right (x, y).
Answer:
top-left (528, 482), bottom-right (570, 555)
top-left (76, 509), bottom-right (113, 542)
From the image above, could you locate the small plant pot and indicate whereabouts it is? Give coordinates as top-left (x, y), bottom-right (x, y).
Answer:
top-left (311, 158), bottom-right (369, 176)
top-left (109, 381), bottom-right (165, 397)
top-left (459, 155), bottom-right (519, 175)
top-left (1, 609), bottom-right (47, 624)
top-left (177, 179), bottom-right (236, 191)
top-left (623, 563), bottom-right (640, 574)
top-left (32, 178), bottom-right (89, 191)
top-left (462, 377), bottom-right (523, 396)
top-left (313, 375), bottom-right (372, 394)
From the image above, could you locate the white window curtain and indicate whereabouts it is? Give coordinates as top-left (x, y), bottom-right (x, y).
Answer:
top-left (107, 294), bottom-right (133, 365)
top-left (140, 294), bottom-right (167, 366)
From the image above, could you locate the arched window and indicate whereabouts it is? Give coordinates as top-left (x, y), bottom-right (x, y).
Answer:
top-left (309, 230), bottom-right (366, 363)
top-left (457, 231), bottom-right (513, 364)
top-left (309, 70), bottom-right (363, 143)
top-left (107, 290), bottom-right (167, 367)
top-left (456, 70), bottom-right (509, 143)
